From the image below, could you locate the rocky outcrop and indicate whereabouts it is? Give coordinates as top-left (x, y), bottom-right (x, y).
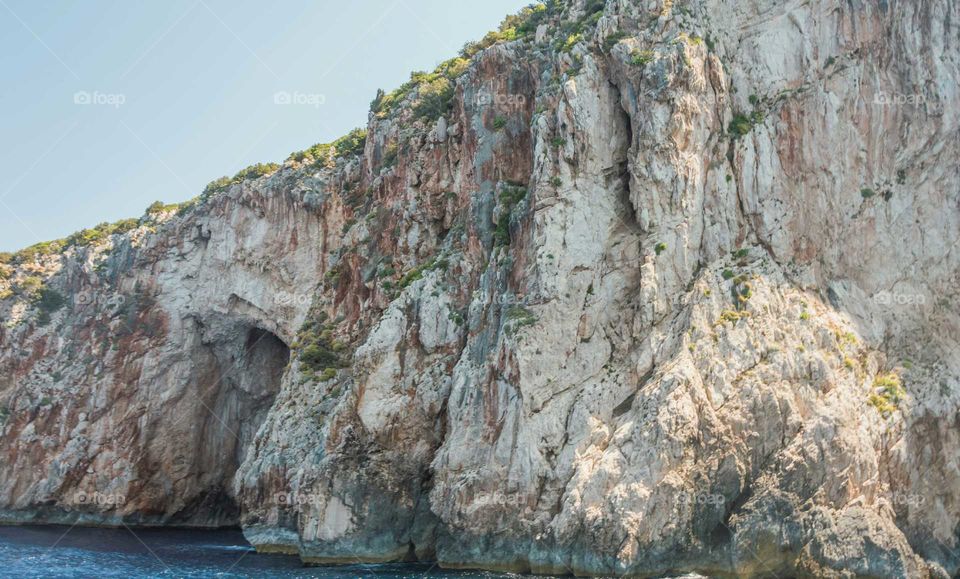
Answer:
top-left (1, 0), bottom-right (959, 576)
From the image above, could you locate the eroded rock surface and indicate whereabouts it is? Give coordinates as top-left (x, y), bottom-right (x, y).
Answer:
top-left (1, 0), bottom-right (958, 576)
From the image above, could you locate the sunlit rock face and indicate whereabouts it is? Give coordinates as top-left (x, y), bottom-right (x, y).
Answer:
top-left (1, 0), bottom-right (958, 576)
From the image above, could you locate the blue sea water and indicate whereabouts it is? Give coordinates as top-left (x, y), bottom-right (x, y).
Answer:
top-left (0, 525), bottom-right (525, 578)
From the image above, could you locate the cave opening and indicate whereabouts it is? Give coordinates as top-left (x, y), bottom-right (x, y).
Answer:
top-left (170, 325), bottom-right (290, 527)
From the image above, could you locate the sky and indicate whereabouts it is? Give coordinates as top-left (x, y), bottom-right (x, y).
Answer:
top-left (0, 0), bottom-right (528, 252)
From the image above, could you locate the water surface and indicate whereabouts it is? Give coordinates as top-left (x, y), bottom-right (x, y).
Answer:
top-left (0, 525), bottom-right (522, 578)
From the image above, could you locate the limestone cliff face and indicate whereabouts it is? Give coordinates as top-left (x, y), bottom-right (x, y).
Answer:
top-left (1, 0), bottom-right (959, 576)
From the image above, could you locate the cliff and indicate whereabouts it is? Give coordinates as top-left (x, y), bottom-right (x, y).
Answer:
top-left (1, 0), bottom-right (959, 576)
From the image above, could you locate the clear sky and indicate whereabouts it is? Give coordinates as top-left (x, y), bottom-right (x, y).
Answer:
top-left (0, 0), bottom-right (527, 252)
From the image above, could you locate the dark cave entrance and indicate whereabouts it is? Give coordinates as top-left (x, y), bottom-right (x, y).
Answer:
top-left (171, 325), bottom-right (290, 527)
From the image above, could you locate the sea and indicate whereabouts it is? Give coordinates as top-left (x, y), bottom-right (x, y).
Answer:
top-left (0, 525), bottom-right (530, 578)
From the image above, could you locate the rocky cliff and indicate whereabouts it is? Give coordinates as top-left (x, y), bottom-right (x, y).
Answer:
top-left (1, 0), bottom-right (959, 576)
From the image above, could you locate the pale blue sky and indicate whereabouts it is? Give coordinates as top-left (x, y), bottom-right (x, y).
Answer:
top-left (0, 0), bottom-right (527, 251)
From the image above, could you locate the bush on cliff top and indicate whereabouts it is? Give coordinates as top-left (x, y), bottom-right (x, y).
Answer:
top-left (369, 2), bottom-right (562, 120)
top-left (6, 218), bottom-right (141, 265)
top-left (203, 162), bottom-right (281, 197)
top-left (412, 76), bottom-right (455, 122)
top-left (288, 128), bottom-right (368, 167)
top-left (371, 61), bottom-right (467, 119)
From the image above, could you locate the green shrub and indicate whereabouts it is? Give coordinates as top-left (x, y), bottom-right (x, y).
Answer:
top-left (654, 242), bottom-right (667, 255)
top-left (16, 276), bottom-right (43, 296)
top-left (203, 176), bottom-right (232, 196)
top-left (437, 56), bottom-right (471, 79)
top-left (301, 343), bottom-right (340, 372)
top-left (297, 310), bottom-right (348, 378)
top-left (631, 50), bottom-right (655, 66)
top-left (561, 32), bottom-right (582, 52)
top-left (513, 2), bottom-right (550, 37)
top-left (869, 373), bottom-right (905, 417)
top-left (722, 269), bottom-right (735, 280)
top-left (110, 219), bottom-right (139, 235)
top-left (4, 219), bottom-right (139, 264)
top-left (203, 162), bottom-right (280, 197)
top-left (499, 185), bottom-right (528, 206)
top-left (604, 32), bottom-right (628, 50)
top-left (505, 305), bottom-right (537, 335)
top-left (728, 113), bottom-right (754, 138)
top-left (146, 201), bottom-right (184, 216)
top-left (33, 286), bottom-right (65, 326)
top-left (493, 116), bottom-right (508, 131)
top-left (367, 2), bottom-right (549, 119)
top-left (860, 187), bottom-right (876, 199)
top-left (382, 143), bottom-right (399, 168)
top-left (582, 0), bottom-right (606, 18)
top-left (34, 287), bottom-right (65, 313)
top-left (11, 240), bottom-right (66, 264)
top-left (288, 127), bottom-right (367, 168)
top-left (234, 162), bottom-right (280, 182)
top-left (398, 257), bottom-right (447, 289)
top-left (371, 56), bottom-right (468, 119)
top-left (837, 331), bottom-right (858, 347)
top-left (332, 128), bottom-right (367, 158)
top-left (324, 266), bottom-right (341, 284)
top-left (718, 309), bottom-right (745, 324)
top-left (53, 218), bottom-right (140, 251)
top-left (413, 77), bottom-right (455, 122)
top-left (494, 185), bottom-right (528, 247)
top-left (493, 218), bottom-right (511, 247)
top-left (378, 265), bottom-right (396, 278)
